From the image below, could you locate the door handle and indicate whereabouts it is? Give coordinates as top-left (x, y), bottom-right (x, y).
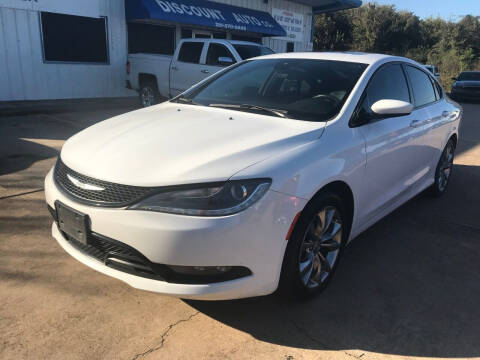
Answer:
top-left (171, 66), bottom-right (178, 71)
top-left (201, 69), bottom-right (210, 74)
top-left (410, 120), bottom-right (422, 128)
top-left (442, 111), bottom-right (450, 117)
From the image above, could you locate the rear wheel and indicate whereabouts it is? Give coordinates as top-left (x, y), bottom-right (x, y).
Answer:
top-left (431, 139), bottom-right (455, 196)
top-left (278, 192), bottom-right (347, 300)
top-left (139, 79), bottom-right (159, 107)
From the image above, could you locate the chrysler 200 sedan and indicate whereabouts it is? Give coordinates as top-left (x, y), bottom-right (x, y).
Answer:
top-left (45, 53), bottom-right (461, 300)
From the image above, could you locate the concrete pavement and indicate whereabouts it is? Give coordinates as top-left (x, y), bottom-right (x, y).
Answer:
top-left (1, 103), bottom-right (479, 360)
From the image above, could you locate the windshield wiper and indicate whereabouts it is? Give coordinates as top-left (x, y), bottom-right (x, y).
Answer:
top-left (173, 96), bottom-right (201, 105)
top-left (209, 103), bottom-right (289, 118)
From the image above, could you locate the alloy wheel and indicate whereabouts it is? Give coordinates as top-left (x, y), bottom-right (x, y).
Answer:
top-left (437, 142), bottom-right (454, 192)
top-left (298, 206), bottom-right (343, 289)
top-left (141, 87), bottom-right (155, 107)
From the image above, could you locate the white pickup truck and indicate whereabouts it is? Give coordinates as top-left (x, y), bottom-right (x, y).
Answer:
top-left (127, 38), bottom-right (275, 107)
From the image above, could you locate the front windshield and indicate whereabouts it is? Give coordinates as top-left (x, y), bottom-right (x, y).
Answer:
top-left (178, 59), bottom-right (367, 122)
top-left (458, 72), bottom-right (480, 81)
top-left (233, 45), bottom-right (275, 60)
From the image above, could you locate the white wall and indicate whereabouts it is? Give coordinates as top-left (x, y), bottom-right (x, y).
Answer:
top-left (213, 0), bottom-right (314, 53)
top-left (0, 0), bottom-right (135, 101)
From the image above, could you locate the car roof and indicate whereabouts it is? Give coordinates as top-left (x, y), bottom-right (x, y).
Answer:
top-left (460, 71), bottom-right (480, 74)
top-left (252, 51), bottom-right (410, 65)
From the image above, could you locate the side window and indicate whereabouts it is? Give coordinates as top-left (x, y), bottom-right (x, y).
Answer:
top-left (357, 64), bottom-right (410, 123)
top-left (366, 64), bottom-right (410, 106)
top-left (206, 43), bottom-right (235, 66)
top-left (434, 80), bottom-right (443, 100)
top-left (178, 42), bottom-right (204, 64)
top-left (405, 66), bottom-right (437, 107)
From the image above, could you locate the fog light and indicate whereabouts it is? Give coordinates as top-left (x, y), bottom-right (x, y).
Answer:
top-left (165, 265), bottom-right (252, 284)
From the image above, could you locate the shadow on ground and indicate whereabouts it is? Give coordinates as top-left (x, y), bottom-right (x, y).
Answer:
top-left (187, 164), bottom-right (480, 358)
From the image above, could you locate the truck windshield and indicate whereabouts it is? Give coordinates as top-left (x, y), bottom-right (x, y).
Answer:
top-left (233, 45), bottom-right (275, 60)
top-left (178, 59), bottom-right (367, 122)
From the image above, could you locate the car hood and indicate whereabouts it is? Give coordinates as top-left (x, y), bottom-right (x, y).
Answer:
top-left (60, 103), bottom-right (324, 186)
top-left (455, 80), bottom-right (480, 88)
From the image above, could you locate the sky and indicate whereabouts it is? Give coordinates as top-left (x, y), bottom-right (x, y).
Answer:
top-left (366, 0), bottom-right (480, 20)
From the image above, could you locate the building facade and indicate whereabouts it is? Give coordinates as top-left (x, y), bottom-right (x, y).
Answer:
top-left (0, 0), bottom-right (360, 102)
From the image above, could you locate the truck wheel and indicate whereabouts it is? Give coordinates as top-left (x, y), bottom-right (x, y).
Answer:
top-left (140, 82), bottom-right (159, 107)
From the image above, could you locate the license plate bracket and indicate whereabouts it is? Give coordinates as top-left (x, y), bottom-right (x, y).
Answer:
top-left (55, 201), bottom-right (89, 245)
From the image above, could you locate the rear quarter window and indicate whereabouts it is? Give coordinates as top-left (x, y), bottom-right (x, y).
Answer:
top-left (405, 66), bottom-right (437, 107)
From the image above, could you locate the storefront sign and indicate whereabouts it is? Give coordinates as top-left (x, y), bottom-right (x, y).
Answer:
top-left (126, 0), bottom-right (287, 37)
top-left (272, 8), bottom-right (304, 42)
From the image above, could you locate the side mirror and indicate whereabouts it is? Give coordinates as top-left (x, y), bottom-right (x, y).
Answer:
top-left (371, 99), bottom-right (414, 117)
top-left (435, 73), bottom-right (440, 77)
top-left (218, 56), bottom-right (234, 66)
top-left (452, 77), bottom-right (457, 81)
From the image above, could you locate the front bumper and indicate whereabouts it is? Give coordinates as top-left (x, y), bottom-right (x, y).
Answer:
top-left (45, 167), bottom-right (306, 300)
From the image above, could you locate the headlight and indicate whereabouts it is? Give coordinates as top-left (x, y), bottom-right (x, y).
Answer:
top-left (129, 179), bottom-right (271, 216)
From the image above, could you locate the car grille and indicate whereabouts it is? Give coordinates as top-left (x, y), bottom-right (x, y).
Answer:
top-left (54, 158), bottom-right (159, 207)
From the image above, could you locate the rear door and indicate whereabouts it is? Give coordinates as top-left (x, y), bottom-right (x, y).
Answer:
top-left (356, 63), bottom-right (430, 224)
top-left (201, 42), bottom-right (237, 77)
top-left (404, 65), bottom-right (452, 177)
top-left (170, 41), bottom-right (206, 96)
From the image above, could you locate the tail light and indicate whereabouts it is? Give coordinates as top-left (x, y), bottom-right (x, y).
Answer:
top-left (126, 61), bottom-right (130, 75)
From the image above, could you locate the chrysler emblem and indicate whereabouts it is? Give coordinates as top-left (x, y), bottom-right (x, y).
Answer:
top-left (67, 174), bottom-right (105, 191)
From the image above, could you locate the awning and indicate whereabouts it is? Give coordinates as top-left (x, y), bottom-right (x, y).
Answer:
top-left (125, 0), bottom-right (287, 37)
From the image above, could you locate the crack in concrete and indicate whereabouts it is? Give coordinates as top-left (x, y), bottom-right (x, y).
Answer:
top-left (131, 311), bottom-right (200, 360)
top-left (0, 188), bottom-right (43, 200)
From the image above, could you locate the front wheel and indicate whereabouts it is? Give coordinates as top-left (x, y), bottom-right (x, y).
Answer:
top-left (278, 192), bottom-right (347, 300)
top-left (431, 139), bottom-right (455, 196)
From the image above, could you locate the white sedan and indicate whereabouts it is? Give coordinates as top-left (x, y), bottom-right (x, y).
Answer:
top-left (45, 52), bottom-right (461, 300)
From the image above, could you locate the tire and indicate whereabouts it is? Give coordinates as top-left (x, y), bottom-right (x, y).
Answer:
top-left (431, 139), bottom-right (455, 197)
top-left (139, 81), bottom-right (159, 108)
top-left (278, 191), bottom-right (348, 300)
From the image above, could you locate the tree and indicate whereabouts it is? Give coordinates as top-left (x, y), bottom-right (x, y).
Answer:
top-left (313, 3), bottom-right (480, 89)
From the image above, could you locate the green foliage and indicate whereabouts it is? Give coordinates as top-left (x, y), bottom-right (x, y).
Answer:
top-left (314, 3), bottom-right (480, 89)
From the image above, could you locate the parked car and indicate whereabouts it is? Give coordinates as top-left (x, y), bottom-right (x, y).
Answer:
top-left (127, 38), bottom-right (275, 107)
top-left (45, 52), bottom-right (461, 300)
top-left (450, 71), bottom-right (480, 101)
top-left (424, 64), bottom-right (441, 82)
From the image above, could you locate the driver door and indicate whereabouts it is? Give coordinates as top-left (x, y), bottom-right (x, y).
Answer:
top-left (356, 63), bottom-right (430, 224)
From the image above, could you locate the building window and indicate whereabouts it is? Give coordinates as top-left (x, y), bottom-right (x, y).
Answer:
top-left (128, 23), bottom-right (175, 55)
top-left (181, 28), bottom-right (193, 39)
top-left (40, 12), bottom-right (109, 63)
top-left (213, 32), bottom-right (227, 39)
top-left (286, 42), bottom-right (294, 52)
